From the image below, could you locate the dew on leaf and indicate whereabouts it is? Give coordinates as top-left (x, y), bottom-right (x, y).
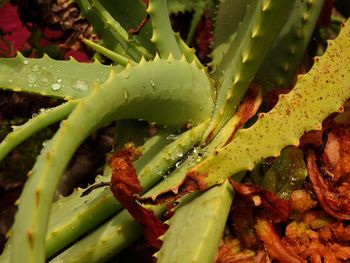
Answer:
top-left (72, 80), bottom-right (88, 92)
top-left (51, 83), bottom-right (61, 91)
top-left (31, 64), bottom-right (41, 72)
top-left (38, 71), bottom-right (54, 86)
top-left (150, 80), bottom-right (156, 92)
top-left (23, 59), bottom-right (29, 65)
top-left (166, 134), bottom-right (178, 142)
top-left (123, 88), bottom-right (129, 101)
top-left (27, 73), bottom-right (37, 84)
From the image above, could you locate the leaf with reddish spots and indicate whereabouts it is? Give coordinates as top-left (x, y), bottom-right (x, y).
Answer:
top-left (255, 219), bottom-right (304, 263)
top-left (141, 86), bottom-right (263, 205)
top-left (229, 180), bottom-right (291, 222)
top-left (109, 146), bottom-right (167, 249)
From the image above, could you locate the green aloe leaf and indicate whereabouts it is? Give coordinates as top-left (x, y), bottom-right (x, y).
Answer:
top-left (256, 0), bottom-right (325, 90)
top-left (210, 0), bottom-right (251, 68)
top-left (155, 180), bottom-right (233, 263)
top-left (0, 54), bottom-right (113, 99)
top-left (189, 18), bottom-right (350, 191)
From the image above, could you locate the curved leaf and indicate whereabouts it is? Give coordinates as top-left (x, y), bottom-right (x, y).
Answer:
top-left (0, 54), bottom-right (113, 99)
top-left (8, 56), bottom-right (212, 262)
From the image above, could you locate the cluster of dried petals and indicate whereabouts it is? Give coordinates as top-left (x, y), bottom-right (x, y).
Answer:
top-left (282, 219), bottom-right (350, 262)
top-left (215, 236), bottom-right (270, 263)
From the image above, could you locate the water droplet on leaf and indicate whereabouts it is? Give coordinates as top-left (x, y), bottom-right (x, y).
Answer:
top-left (72, 80), bottom-right (88, 92)
top-left (166, 134), bottom-right (178, 142)
top-left (38, 71), bottom-right (54, 86)
top-left (31, 64), bottom-right (41, 72)
top-left (123, 88), bottom-right (129, 101)
top-left (23, 59), bottom-right (29, 65)
top-left (27, 73), bottom-right (37, 84)
top-left (150, 80), bottom-right (156, 92)
top-left (175, 161), bottom-right (182, 168)
top-left (51, 83), bottom-right (61, 91)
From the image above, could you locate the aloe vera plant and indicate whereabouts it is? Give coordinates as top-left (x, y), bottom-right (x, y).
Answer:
top-left (0, 0), bottom-right (349, 262)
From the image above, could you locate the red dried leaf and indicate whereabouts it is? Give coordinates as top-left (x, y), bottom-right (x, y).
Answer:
top-left (322, 124), bottom-right (350, 180)
top-left (109, 146), bottom-right (167, 249)
top-left (306, 150), bottom-right (350, 220)
top-left (299, 130), bottom-right (323, 148)
top-left (230, 195), bottom-right (258, 248)
top-left (138, 169), bottom-right (207, 205)
top-left (230, 180), bottom-right (291, 222)
top-left (255, 219), bottom-right (304, 263)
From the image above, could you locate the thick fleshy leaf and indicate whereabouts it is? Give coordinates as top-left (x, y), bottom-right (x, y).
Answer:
top-left (0, 54), bottom-right (113, 99)
top-left (155, 180), bottom-right (234, 263)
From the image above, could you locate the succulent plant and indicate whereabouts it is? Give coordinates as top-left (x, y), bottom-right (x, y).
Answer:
top-left (0, 0), bottom-right (349, 262)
